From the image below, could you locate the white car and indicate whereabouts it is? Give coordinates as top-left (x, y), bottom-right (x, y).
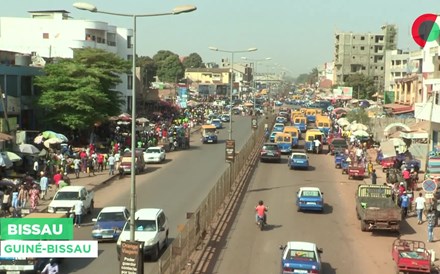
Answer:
top-left (143, 147), bottom-right (166, 163)
top-left (280, 241), bottom-right (323, 274)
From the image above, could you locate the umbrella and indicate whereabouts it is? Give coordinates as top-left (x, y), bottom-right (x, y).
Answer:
top-left (136, 117), bottom-right (149, 123)
top-left (333, 107), bottom-right (348, 114)
top-left (56, 133), bottom-right (68, 143)
top-left (352, 130), bottom-right (370, 137)
top-left (0, 152), bottom-right (13, 168)
top-left (348, 123), bottom-right (369, 132)
top-left (34, 135), bottom-right (44, 144)
top-left (42, 130), bottom-right (59, 139)
top-left (38, 148), bottom-right (47, 157)
top-left (118, 113), bottom-right (132, 121)
top-left (18, 144), bottom-right (40, 154)
top-left (243, 102), bottom-right (254, 107)
top-left (43, 138), bottom-right (63, 148)
top-left (5, 151), bottom-right (21, 162)
top-left (337, 118), bottom-right (350, 127)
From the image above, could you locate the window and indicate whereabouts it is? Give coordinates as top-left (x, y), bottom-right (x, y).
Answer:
top-left (127, 75), bottom-right (133, 90)
top-left (436, 92), bottom-right (440, 105)
top-left (360, 46), bottom-right (365, 50)
top-left (20, 76), bottom-right (32, 96)
top-left (43, 33), bottom-right (49, 39)
top-left (361, 36), bottom-right (365, 40)
top-left (127, 36), bottom-right (133, 48)
top-left (352, 46), bottom-right (355, 49)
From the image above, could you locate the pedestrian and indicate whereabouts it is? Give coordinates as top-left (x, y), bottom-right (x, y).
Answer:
top-left (371, 169), bottom-right (377, 185)
top-left (73, 197), bottom-right (85, 228)
top-left (53, 170), bottom-right (62, 189)
top-left (108, 154), bottom-right (115, 176)
top-left (415, 192), bottom-right (426, 224)
top-left (29, 184), bottom-right (40, 212)
top-left (1, 189), bottom-right (11, 216)
top-left (39, 172), bottom-right (49, 200)
top-left (41, 258), bottom-right (59, 274)
top-left (400, 191), bottom-right (410, 218)
top-left (87, 157), bottom-right (95, 176)
top-left (427, 207), bottom-right (436, 242)
top-left (97, 153), bottom-right (104, 172)
top-left (367, 160), bottom-right (373, 176)
top-left (18, 185), bottom-right (28, 208)
top-left (73, 157), bottom-right (81, 178)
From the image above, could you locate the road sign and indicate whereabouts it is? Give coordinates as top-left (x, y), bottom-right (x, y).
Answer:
top-left (225, 139), bottom-right (235, 162)
top-left (0, 218), bottom-right (73, 240)
top-left (0, 240), bottom-right (98, 258)
top-left (120, 241), bottom-right (144, 274)
top-left (422, 179), bottom-right (437, 193)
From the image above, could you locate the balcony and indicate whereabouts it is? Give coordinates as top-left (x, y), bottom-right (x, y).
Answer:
top-left (415, 102), bottom-right (440, 123)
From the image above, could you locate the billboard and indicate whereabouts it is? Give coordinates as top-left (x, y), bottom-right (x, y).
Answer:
top-left (333, 86), bottom-right (353, 99)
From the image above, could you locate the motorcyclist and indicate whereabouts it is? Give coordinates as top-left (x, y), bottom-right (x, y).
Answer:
top-left (255, 200), bottom-right (268, 225)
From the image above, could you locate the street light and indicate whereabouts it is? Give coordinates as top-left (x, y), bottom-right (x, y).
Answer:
top-left (241, 57), bottom-right (271, 113)
top-left (208, 47), bottom-right (257, 139)
top-left (74, 2), bottom-right (196, 242)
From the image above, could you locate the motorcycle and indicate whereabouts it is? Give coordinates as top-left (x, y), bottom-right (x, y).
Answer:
top-left (257, 215), bottom-right (265, 231)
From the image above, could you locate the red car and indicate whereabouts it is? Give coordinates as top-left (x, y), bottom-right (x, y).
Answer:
top-left (380, 157), bottom-right (395, 172)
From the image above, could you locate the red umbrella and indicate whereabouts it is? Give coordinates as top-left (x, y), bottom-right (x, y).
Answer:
top-left (118, 113), bottom-right (132, 121)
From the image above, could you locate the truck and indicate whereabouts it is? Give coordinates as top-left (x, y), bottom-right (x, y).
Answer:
top-left (48, 185), bottom-right (94, 215)
top-left (355, 184), bottom-right (401, 232)
top-left (0, 212), bottom-right (66, 274)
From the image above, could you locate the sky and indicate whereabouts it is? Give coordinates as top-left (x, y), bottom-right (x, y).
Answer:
top-left (2, 0), bottom-right (439, 77)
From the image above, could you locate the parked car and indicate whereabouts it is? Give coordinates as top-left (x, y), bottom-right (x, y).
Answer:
top-left (280, 241), bottom-right (323, 274)
top-left (260, 143), bottom-right (281, 163)
top-left (47, 185), bottom-right (94, 214)
top-left (143, 146), bottom-right (166, 163)
top-left (296, 187), bottom-right (324, 212)
top-left (117, 208), bottom-right (169, 261)
top-left (92, 206), bottom-right (130, 241)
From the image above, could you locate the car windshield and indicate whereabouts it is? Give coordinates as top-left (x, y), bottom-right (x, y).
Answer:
top-left (98, 212), bottom-right (126, 222)
top-left (293, 154), bottom-right (307, 159)
top-left (263, 145), bottom-right (277, 150)
top-left (301, 190), bottom-right (321, 197)
top-left (287, 249), bottom-right (316, 261)
top-left (124, 220), bottom-right (156, 232)
top-left (54, 191), bottom-right (78, 200)
top-left (332, 140), bottom-right (348, 147)
top-left (147, 149), bottom-right (161, 154)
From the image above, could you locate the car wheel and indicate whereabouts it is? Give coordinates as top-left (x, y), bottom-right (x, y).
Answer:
top-left (151, 243), bottom-right (160, 261)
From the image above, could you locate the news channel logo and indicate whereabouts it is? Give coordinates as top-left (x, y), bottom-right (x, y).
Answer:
top-left (412, 13), bottom-right (440, 47)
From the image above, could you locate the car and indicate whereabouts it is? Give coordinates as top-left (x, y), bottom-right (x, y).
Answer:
top-left (143, 146), bottom-right (166, 163)
top-left (273, 123), bottom-right (285, 133)
top-left (288, 152), bottom-right (309, 170)
top-left (260, 143), bottom-right (281, 163)
top-left (211, 118), bottom-right (223, 129)
top-left (280, 241), bottom-right (323, 274)
top-left (296, 187), bottom-right (324, 212)
top-left (117, 208), bottom-right (169, 261)
top-left (329, 138), bottom-right (348, 155)
top-left (269, 131), bottom-right (278, 143)
top-left (275, 116), bottom-right (287, 124)
top-left (119, 151), bottom-right (146, 174)
top-left (275, 101), bottom-right (283, 106)
top-left (220, 114), bottom-right (230, 122)
top-left (92, 206), bottom-right (130, 241)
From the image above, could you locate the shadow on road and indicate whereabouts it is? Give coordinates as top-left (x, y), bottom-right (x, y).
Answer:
top-left (247, 184), bottom-right (295, 193)
top-left (323, 204), bottom-right (333, 214)
top-left (322, 262), bottom-right (337, 274)
top-left (63, 249), bottom-right (105, 272)
top-left (397, 218), bottom-right (417, 235)
top-left (263, 224), bottom-right (282, 231)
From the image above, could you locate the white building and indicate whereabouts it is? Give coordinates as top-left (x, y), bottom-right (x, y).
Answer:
top-left (0, 10), bottom-right (133, 112)
top-left (384, 49), bottom-right (409, 92)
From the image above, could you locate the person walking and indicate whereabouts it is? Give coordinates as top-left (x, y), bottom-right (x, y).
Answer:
top-left (73, 157), bottom-right (81, 178)
top-left (18, 185), bottom-right (28, 209)
top-left (73, 197), bottom-right (85, 228)
top-left (108, 154), bottom-right (115, 176)
top-left (371, 169), bottom-right (377, 185)
top-left (29, 184), bottom-right (40, 212)
top-left (41, 258), bottom-right (59, 274)
top-left (415, 192), bottom-right (426, 224)
top-left (39, 172), bottom-right (49, 200)
top-left (427, 207), bottom-right (436, 242)
top-left (400, 191), bottom-right (410, 218)
top-left (367, 160), bottom-right (374, 176)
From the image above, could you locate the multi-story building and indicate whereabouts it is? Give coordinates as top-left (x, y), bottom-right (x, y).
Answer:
top-left (0, 10), bottom-right (133, 112)
top-left (334, 24), bottom-right (397, 87)
top-left (317, 62), bottom-right (334, 89)
top-left (384, 49), bottom-right (409, 92)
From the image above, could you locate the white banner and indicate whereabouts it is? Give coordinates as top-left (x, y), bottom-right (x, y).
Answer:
top-left (0, 240), bottom-right (98, 258)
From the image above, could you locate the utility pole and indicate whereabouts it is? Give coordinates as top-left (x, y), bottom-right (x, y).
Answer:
top-left (0, 86), bottom-right (10, 134)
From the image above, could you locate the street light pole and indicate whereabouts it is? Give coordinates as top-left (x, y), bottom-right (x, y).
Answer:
top-left (209, 47), bottom-right (257, 140)
top-left (74, 2), bottom-right (196, 242)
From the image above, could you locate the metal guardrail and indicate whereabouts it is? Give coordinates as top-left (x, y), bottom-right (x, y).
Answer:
top-left (154, 115), bottom-right (273, 274)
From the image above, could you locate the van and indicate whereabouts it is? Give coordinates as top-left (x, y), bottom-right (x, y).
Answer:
top-left (119, 151), bottom-right (146, 174)
top-left (116, 208), bottom-right (169, 261)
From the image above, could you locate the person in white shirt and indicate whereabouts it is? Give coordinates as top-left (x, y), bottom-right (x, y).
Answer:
top-left (41, 259), bottom-right (59, 274)
top-left (73, 198), bottom-right (85, 228)
top-left (415, 192), bottom-right (426, 224)
top-left (313, 138), bottom-right (321, 153)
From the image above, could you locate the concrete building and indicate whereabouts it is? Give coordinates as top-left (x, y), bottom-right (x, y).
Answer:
top-left (317, 61), bottom-right (334, 89)
top-left (0, 10), bottom-right (133, 112)
top-left (384, 49), bottom-right (409, 92)
top-left (334, 24), bottom-right (397, 87)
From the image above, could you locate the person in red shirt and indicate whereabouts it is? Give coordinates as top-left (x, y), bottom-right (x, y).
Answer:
top-left (255, 200), bottom-right (268, 224)
top-left (53, 170), bottom-right (62, 189)
top-left (97, 153), bottom-right (104, 172)
top-left (402, 168), bottom-right (411, 188)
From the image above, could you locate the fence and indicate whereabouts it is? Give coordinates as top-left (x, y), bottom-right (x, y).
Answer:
top-left (152, 116), bottom-right (272, 274)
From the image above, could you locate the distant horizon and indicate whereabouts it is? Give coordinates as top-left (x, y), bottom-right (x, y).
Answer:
top-left (1, 0), bottom-right (437, 77)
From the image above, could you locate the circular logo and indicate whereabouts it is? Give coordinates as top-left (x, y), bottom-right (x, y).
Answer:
top-left (422, 179), bottom-right (437, 192)
top-left (412, 13), bottom-right (440, 47)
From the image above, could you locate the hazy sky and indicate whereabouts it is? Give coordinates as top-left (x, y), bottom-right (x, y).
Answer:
top-left (2, 0), bottom-right (438, 77)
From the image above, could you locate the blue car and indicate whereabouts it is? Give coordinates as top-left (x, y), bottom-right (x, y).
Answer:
top-left (92, 206), bottom-right (130, 241)
top-left (269, 132), bottom-right (278, 143)
top-left (273, 123), bottom-right (285, 133)
top-left (276, 116), bottom-right (287, 124)
top-left (296, 187), bottom-right (324, 212)
top-left (280, 241), bottom-right (323, 274)
top-left (288, 153), bottom-right (309, 170)
top-left (211, 119), bottom-right (223, 129)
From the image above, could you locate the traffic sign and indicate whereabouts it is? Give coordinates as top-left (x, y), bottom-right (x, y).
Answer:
top-left (422, 179), bottom-right (437, 192)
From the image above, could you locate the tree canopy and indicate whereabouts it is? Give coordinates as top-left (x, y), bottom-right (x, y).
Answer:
top-left (343, 73), bottom-right (376, 100)
top-left (153, 50), bottom-right (184, 83)
top-left (182, 53), bottom-right (204, 69)
top-left (295, 67), bottom-right (318, 85)
top-left (35, 48), bottom-right (130, 131)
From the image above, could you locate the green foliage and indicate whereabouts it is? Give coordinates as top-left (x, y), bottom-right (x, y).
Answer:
top-left (153, 50), bottom-right (184, 82)
top-left (35, 48), bottom-right (130, 130)
top-left (137, 56), bottom-right (157, 87)
top-left (295, 67), bottom-right (318, 85)
top-left (182, 53), bottom-right (204, 69)
top-left (346, 108), bottom-right (370, 125)
top-left (344, 73), bottom-right (376, 100)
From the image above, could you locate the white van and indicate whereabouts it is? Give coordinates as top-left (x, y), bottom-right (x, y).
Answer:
top-left (116, 208), bottom-right (169, 261)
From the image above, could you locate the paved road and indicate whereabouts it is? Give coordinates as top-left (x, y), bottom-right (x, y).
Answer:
top-left (61, 115), bottom-right (255, 273)
top-left (210, 140), bottom-right (439, 274)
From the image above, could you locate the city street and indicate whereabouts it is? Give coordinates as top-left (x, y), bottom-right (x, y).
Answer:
top-left (59, 115), bottom-right (255, 273)
top-left (210, 140), bottom-right (438, 274)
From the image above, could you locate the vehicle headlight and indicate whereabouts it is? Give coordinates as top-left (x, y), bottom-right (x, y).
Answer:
top-left (146, 239), bottom-right (156, 246)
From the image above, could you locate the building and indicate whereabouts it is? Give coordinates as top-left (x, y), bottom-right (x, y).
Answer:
top-left (384, 49), bottom-right (409, 92)
top-left (0, 10), bottom-right (133, 112)
top-left (334, 24), bottom-right (397, 87)
top-left (317, 62), bottom-right (334, 89)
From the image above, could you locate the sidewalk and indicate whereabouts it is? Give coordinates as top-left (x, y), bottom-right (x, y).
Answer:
top-left (29, 125), bottom-right (202, 214)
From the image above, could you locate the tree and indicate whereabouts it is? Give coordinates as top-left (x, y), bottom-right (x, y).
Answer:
top-left (344, 73), bottom-right (376, 99)
top-left (295, 73), bottom-right (309, 84)
top-left (182, 53), bottom-right (204, 69)
top-left (153, 50), bottom-right (184, 83)
top-left (346, 108), bottom-right (370, 125)
top-left (35, 48), bottom-right (130, 131)
top-left (137, 56), bottom-right (157, 87)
